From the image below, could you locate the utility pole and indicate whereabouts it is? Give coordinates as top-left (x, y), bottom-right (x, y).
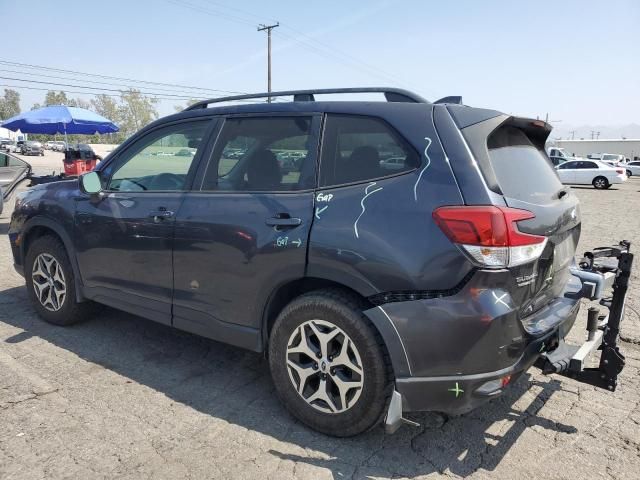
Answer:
top-left (570, 130), bottom-right (576, 140)
top-left (257, 22), bottom-right (279, 102)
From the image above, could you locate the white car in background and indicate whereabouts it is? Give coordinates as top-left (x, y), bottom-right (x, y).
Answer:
top-left (547, 147), bottom-right (582, 166)
top-left (555, 159), bottom-right (627, 189)
top-left (587, 153), bottom-right (626, 165)
top-left (625, 160), bottom-right (640, 177)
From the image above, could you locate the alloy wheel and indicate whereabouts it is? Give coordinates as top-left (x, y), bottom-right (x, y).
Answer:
top-left (286, 319), bottom-right (364, 414)
top-left (594, 178), bottom-right (606, 188)
top-left (31, 253), bottom-right (67, 312)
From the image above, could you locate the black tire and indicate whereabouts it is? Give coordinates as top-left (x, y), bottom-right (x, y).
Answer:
top-left (626, 170), bottom-right (632, 177)
top-left (25, 235), bottom-right (93, 326)
top-left (592, 176), bottom-right (609, 189)
top-left (269, 289), bottom-right (393, 437)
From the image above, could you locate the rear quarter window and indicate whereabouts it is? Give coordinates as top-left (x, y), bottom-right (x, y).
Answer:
top-left (487, 126), bottom-right (563, 202)
top-left (319, 115), bottom-right (420, 187)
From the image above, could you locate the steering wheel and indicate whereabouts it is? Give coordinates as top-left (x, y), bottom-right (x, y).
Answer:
top-left (149, 173), bottom-right (183, 191)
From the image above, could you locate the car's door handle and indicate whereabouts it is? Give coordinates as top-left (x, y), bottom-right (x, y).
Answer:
top-left (149, 210), bottom-right (174, 222)
top-left (265, 216), bottom-right (302, 228)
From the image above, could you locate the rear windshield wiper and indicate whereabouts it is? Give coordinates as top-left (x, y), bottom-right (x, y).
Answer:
top-left (557, 188), bottom-right (569, 199)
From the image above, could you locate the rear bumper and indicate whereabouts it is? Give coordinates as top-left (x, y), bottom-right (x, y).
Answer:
top-left (364, 269), bottom-right (582, 414)
top-left (395, 326), bottom-right (566, 414)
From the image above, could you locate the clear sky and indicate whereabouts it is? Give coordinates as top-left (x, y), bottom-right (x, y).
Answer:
top-left (1, 0), bottom-right (638, 126)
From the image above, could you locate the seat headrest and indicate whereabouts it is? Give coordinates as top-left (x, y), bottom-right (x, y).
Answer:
top-left (246, 149), bottom-right (282, 190)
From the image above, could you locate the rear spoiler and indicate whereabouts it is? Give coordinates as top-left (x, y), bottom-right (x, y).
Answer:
top-left (506, 117), bottom-right (552, 150)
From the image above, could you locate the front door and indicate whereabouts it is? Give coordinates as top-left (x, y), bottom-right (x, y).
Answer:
top-left (74, 119), bottom-right (215, 324)
top-left (0, 152), bottom-right (31, 200)
top-left (172, 115), bottom-right (320, 349)
top-left (556, 161), bottom-right (577, 184)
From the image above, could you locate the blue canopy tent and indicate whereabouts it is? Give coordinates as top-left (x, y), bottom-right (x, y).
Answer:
top-left (1, 105), bottom-right (119, 145)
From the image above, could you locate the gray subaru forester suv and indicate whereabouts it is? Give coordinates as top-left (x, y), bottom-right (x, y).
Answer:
top-left (9, 88), bottom-right (633, 436)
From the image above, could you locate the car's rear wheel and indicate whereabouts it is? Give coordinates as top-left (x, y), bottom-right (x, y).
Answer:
top-left (25, 235), bottom-right (93, 326)
top-left (269, 289), bottom-right (393, 437)
top-left (626, 170), bottom-right (632, 177)
top-left (593, 176), bottom-right (609, 189)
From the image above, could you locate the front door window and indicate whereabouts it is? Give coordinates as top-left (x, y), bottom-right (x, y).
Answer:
top-left (108, 122), bottom-right (209, 192)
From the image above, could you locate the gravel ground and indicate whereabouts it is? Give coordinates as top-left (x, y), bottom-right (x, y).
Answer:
top-left (0, 177), bottom-right (639, 480)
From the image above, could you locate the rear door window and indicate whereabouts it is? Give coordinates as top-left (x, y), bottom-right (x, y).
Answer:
top-left (487, 126), bottom-right (563, 202)
top-left (201, 116), bottom-right (317, 192)
top-left (319, 115), bottom-right (420, 187)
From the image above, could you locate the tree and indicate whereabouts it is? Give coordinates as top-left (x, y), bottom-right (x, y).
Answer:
top-left (44, 90), bottom-right (69, 106)
top-left (173, 98), bottom-right (200, 113)
top-left (90, 95), bottom-right (124, 143)
top-left (118, 89), bottom-right (158, 137)
top-left (67, 98), bottom-right (92, 109)
top-left (91, 95), bottom-right (120, 123)
top-left (0, 89), bottom-right (21, 120)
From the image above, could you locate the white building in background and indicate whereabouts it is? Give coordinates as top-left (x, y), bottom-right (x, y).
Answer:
top-left (0, 126), bottom-right (19, 140)
top-left (552, 139), bottom-right (640, 161)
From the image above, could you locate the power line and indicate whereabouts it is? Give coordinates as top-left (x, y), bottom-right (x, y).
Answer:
top-left (166, 0), bottom-right (419, 91)
top-left (201, 0), bottom-right (410, 86)
top-left (0, 83), bottom-right (199, 102)
top-left (0, 59), bottom-right (246, 95)
top-left (0, 75), bottom-right (208, 100)
top-left (0, 81), bottom-right (281, 105)
top-left (0, 68), bottom-right (215, 98)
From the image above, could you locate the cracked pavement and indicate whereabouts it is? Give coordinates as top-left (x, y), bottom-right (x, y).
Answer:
top-left (1, 178), bottom-right (639, 479)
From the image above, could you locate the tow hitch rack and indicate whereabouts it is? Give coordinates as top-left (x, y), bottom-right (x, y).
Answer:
top-left (537, 241), bottom-right (633, 391)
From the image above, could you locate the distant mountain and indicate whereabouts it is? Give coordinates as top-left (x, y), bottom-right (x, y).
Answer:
top-left (550, 123), bottom-right (640, 141)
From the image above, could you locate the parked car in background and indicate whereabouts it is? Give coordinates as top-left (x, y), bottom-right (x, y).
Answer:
top-left (379, 156), bottom-right (409, 171)
top-left (44, 141), bottom-right (55, 150)
top-left (555, 159), bottom-right (627, 189)
top-left (20, 141), bottom-right (45, 156)
top-left (51, 141), bottom-right (67, 152)
top-left (546, 147), bottom-right (579, 166)
top-left (0, 151), bottom-right (31, 210)
top-left (625, 160), bottom-right (640, 177)
top-left (0, 139), bottom-right (18, 152)
top-left (587, 153), bottom-right (626, 164)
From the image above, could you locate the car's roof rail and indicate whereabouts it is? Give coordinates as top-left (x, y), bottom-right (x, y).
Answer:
top-left (184, 87), bottom-right (429, 111)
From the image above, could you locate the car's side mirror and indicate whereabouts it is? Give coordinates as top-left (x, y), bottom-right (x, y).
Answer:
top-left (80, 171), bottom-right (102, 194)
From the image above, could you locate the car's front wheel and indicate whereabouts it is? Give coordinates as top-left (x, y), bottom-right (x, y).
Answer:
top-left (626, 170), bottom-right (632, 177)
top-left (593, 176), bottom-right (609, 189)
top-left (269, 290), bottom-right (393, 437)
top-left (25, 235), bottom-right (93, 326)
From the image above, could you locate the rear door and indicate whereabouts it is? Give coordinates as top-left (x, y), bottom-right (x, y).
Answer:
top-left (171, 115), bottom-right (320, 349)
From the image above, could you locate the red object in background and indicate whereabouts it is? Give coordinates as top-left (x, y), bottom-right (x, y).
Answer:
top-left (63, 146), bottom-right (99, 176)
top-left (63, 159), bottom-right (97, 176)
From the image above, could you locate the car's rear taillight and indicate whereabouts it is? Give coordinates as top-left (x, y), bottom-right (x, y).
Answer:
top-left (615, 168), bottom-right (624, 174)
top-left (432, 206), bottom-right (548, 268)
